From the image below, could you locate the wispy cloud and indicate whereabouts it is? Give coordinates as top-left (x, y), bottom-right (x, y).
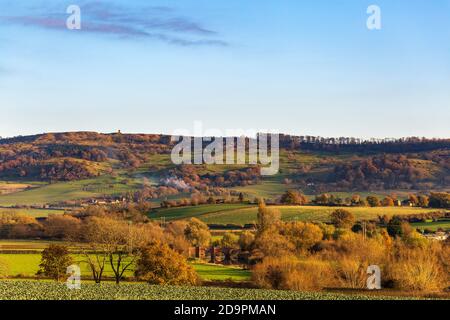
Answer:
top-left (82, 2), bottom-right (216, 35)
top-left (0, 1), bottom-right (228, 47)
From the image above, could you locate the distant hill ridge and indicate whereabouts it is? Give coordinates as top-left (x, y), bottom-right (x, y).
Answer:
top-left (0, 131), bottom-right (448, 191)
top-left (1, 131), bottom-right (449, 152)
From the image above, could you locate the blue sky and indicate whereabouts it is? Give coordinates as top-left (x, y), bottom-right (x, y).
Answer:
top-left (0, 0), bottom-right (449, 138)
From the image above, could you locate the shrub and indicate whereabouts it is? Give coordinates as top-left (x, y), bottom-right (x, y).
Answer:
top-left (366, 196), bottom-right (381, 207)
top-left (43, 214), bottom-right (81, 240)
top-left (135, 242), bottom-right (199, 285)
top-left (429, 193), bottom-right (450, 209)
top-left (335, 257), bottom-right (367, 289)
top-left (284, 259), bottom-right (336, 291)
top-left (281, 222), bottom-right (323, 252)
top-left (382, 197), bottom-right (395, 207)
top-left (386, 243), bottom-right (447, 292)
top-left (317, 233), bottom-right (388, 289)
top-left (252, 256), bottom-right (335, 291)
top-left (38, 244), bottom-right (73, 281)
top-left (256, 202), bottom-right (281, 233)
top-left (0, 258), bottom-right (9, 279)
top-left (252, 232), bottom-right (295, 260)
top-left (238, 231), bottom-right (255, 251)
top-left (401, 228), bottom-right (428, 248)
top-left (220, 232), bottom-right (239, 248)
top-left (184, 218), bottom-right (211, 247)
top-left (280, 190), bottom-right (308, 205)
top-left (330, 209), bottom-right (355, 229)
top-left (317, 223), bottom-right (335, 240)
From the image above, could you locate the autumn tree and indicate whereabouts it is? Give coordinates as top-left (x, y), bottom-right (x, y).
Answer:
top-left (252, 231), bottom-right (295, 261)
top-left (429, 193), bottom-right (450, 209)
top-left (43, 214), bottom-right (81, 240)
top-left (38, 244), bottom-right (73, 281)
top-left (315, 194), bottom-right (330, 205)
top-left (220, 232), bottom-right (239, 248)
top-left (135, 242), bottom-right (198, 285)
top-left (164, 220), bottom-right (190, 255)
top-left (82, 217), bottom-right (158, 284)
top-left (280, 190), bottom-right (308, 205)
top-left (0, 258), bottom-right (9, 279)
top-left (317, 222), bottom-right (336, 240)
top-left (239, 231), bottom-right (255, 251)
top-left (408, 194), bottom-right (419, 206)
top-left (281, 222), bottom-right (323, 252)
top-left (382, 197), bottom-right (395, 207)
top-left (184, 218), bottom-right (211, 247)
top-left (351, 194), bottom-right (361, 205)
top-left (330, 209), bottom-right (355, 229)
top-left (387, 216), bottom-right (405, 237)
top-left (256, 200), bottom-right (281, 234)
top-left (0, 213), bottom-right (42, 239)
top-left (366, 196), bottom-right (381, 207)
top-left (417, 195), bottom-right (429, 208)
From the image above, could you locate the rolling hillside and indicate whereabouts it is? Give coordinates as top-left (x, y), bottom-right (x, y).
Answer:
top-left (0, 132), bottom-right (449, 207)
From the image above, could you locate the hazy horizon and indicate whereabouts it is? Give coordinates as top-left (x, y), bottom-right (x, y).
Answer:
top-left (1, 129), bottom-right (449, 141)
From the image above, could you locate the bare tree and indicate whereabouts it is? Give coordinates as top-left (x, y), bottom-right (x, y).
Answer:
top-left (83, 217), bottom-right (162, 284)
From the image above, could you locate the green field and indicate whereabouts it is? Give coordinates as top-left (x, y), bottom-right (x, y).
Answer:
top-left (0, 253), bottom-right (125, 278)
top-left (0, 240), bottom-right (76, 251)
top-left (191, 263), bottom-right (250, 281)
top-left (149, 204), bottom-right (253, 221)
top-left (234, 179), bottom-right (294, 199)
top-left (0, 207), bottom-right (65, 218)
top-left (152, 205), bottom-right (446, 226)
top-left (412, 220), bottom-right (450, 232)
top-left (0, 175), bottom-right (142, 206)
top-left (0, 253), bottom-right (250, 282)
top-left (200, 206), bottom-right (445, 225)
top-left (0, 280), bottom-right (416, 300)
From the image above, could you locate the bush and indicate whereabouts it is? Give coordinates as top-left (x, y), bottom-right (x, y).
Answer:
top-left (317, 223), bottom-right (335, 240)
top-left (256, 202), bottom-right (281, 233)
top-left (164, 220), bottom-right (190, 255)
top-left (239, 231), bottom-right (255, 251)
top-left (429, 193), bottom-right (450, 209)
top-left (135, 242), bottom-right (199, 285)
top-left (0, 258), bottom-right (9, 279)
top-left (386, 242), bottom-right (447, 292)
top-left (38, 244), bottom-right (73, 281)
top-left (281, 222), bottom-right (323, 252)
top-left (252, 256), bottom-right (336, 291)
top-left (184, 218), bottom-right (211, 247)
top-left (252, 232), bottom-right (295, 261)
top-left (280, 190), bottom-right (308, 205)
top-left (43, 214), bottom-right (81, 240)
top-left (330, 209), bottom-right (355, 229)
top-left (220, 232), bottom-right (239, 248)
top-left (335, 257), bottom-right (367, 289)
top-left (366, 196), bottom-right (381, 207)
top-left (316, 233), bottom-right (388, 289)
